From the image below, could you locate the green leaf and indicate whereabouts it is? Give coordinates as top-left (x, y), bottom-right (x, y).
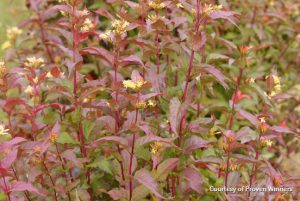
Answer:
top-left (82, 119), bottom-right (95, 140)
top-left (6, 87), bottom-right (19, 98)
top-left (43, 111), bottom-right (60, 124)
top-left (57, 132), bottom-right (78, 145)
top-left (88, 157), bottom-right (113, 175)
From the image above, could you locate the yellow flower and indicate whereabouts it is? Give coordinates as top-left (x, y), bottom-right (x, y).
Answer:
top-left (123, 80), bottom-right (136, 89)
top-left (25, 86), bottom-right (34, 95)
top-left (135, 101), bottom-right (147, 109)
top-left (79, 9), bottom-right (90, 17)
top-left (230, 162), bottom-right (238, 171)
top-left (49, 132), bottom-right (58, 144)
top-left (203, 4), bottom-right (223, 15)
top-left (80, 18), bottom-right (94, 32)
top-left (99, 30), bottom-right (112, 42)
top-left (147, 100), bottom-right (156, 107)
top-left (33, 77), bottom-right (39, 84)
top-left (1, 41), bottom-right (12, 50)
top-left (261, 138), bottom-right (273, 147)
top-left (46, 72), bottom-right (53, 78)
top-left (0, 124), bottom-right (10, 136)
top-left (111, 19), bottom-right (130, 35)
top-left (149, 1), bottom-right (166, 10)
top-left (123, 78), bottom-right (147, 90)
top-left (220, 163), bottom-right (227, 171)
top-left (0, 62), bottom-right (7, 79)
top-left (176, 3), bottom-right (183, 8)
top-left (249, 77), bottom-right (255, 83)
top-left (150, 142), bottom-right (163, 155)
top-left (34, 146), bottom-right (41, 154)
top-left (24, 57), bottom-right (45, 68)
top-left (6, 26), bottom-right (23, 41)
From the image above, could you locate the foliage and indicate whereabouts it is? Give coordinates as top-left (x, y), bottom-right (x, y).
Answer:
top-left (0, 0), bottom-right (300, 200)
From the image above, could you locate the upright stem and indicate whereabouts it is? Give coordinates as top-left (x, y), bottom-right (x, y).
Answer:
top-left (224, 67), bottom-right (244, 190)
top-left (129, 133), bottom-right (136, 201)
top-left (42, 161), bottom-right (58, 201)
top-left (154, 12), bottom-right (160, 119)
top-left (113, 46), bottom-right (125, 182)
top-left (2, 177), bottom-right (11, 201)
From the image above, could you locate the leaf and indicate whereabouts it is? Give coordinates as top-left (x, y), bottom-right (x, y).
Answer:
top-left (135, 135), bottom-right (175, 147)
top-left (57, 132), bottom-right (78, 145)
top-left (10, 181), bottom-right (44, 196)
top-left (239, 109), bottom-right (259, 126)
top-left (154, 158), bottom-right (178, 181)
top-left (210, 11), bottom-right (238, 27)
top-left (134, 169), bottom-right (166, 199)
top-left (61, 150), bottom-right (80, 167)
top-left (203, 65), bottom-right (229, 89)
top-left (108, 188), bottom-right (127, 200)
top-left (270, 126), bottom-right (295, 134)
top-left (183, 136), bottom-right (210, 153)
top-left (89, 136), bottom-right (128, 148)
top-left (89, 157), bottom-right (113, 175)
top-left (191, 32), bottom-right (206, 51)
top-left (206, 53), bottom-right (229, 63)
top-left (82, 120), bottom-right (95, 140)
top-left (1, 149), bottom-right (18, 169)
top-left (169, 97), bottom-right (181, 136)
top-left (182, 167), bottom-right (203, 193)
top-left (132, 185), bottom-right (150, 201)
top-left (120, 55), bottom-right (144, 67)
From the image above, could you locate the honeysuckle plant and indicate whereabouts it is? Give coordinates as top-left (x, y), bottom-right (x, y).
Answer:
top-left (0, 0), bottom-right (300, 201)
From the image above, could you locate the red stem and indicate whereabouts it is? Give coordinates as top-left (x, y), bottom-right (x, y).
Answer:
top-left (2, 176), bottom-right (11, 201)
top-left (129, 133), bottom-right (136, 201)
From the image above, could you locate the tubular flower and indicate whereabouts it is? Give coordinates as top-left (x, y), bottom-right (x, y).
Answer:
top-left (226, 133), bottom-right (235, 143)
top-left (259, 117), bottom-right (268, 134)
top-left (0, 62), bottom-right (7, 80)
top-left (261, 138), bottom-right (273, 147)
top-left (25, 86), bottom-right (34, 95)
top-left (49, 132), bottom-right (58, 144)
top-left (111, 19), bottom-right (129, 36)
top-left (99, 30), bottom-right (112, 42)
top-left (24, 57), bottom-right (45, 68)
top-left (273, 176), bottom-right (282, 187)
top-left (147, 100), bottom-right (156, 107)
top-left (272, 75), bottom-right (281, 93)
top-left (150, 142), bottom-right (163, 155)
top-left (6, 26), bottom-right (23, 41)
top-left (34, 146), bottom-right (42, 154)
top-left (79, 9), bottom-right (90, 17)
top-left (176, 3), bottom-right (183, 8)
top-left (230, 162), bottom-right (238, 171)
top-left (203, 4), bottom-right (223, 15)
top-left (80, 18), bottom-right (94, 32)
top-left (149, 1), bottom-right (166, 10)
top-left (220, 163), bottom-right (227, 171)
top-left (0, 124), bottom-right (10, 136)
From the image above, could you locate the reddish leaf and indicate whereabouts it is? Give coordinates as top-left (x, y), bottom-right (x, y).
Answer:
top-left (183, 136), bottom-right (209, 153)
top-left (239, 109), bottom-right (259, 126)
top-left (154, 158), bottom-right (179, 181)
top-left (203, 65), bottom-right (228, 89)
top-left (134, 169), bottom-right (166, 199)
top-left (120, 55), bottom-right (144, 67)
top-left (182, 167), bottom-right (203, 194)
top-left (62, 150), bottom-right (80, 167)
top-left (270, 126), bottom-right (295, 134)
top-left (169, 97), bottom-right (181, 136)
top-left (108, 188), bottom-right (127, 200)
top-left (1, 149), bottom-right (18, 169)
top-left (10, 181), bottom-right (44, 196)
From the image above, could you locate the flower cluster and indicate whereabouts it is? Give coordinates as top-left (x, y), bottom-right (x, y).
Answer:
top-left (49, 132), bottom-right (58, 144)
top-left (149, 1), bottom-right (166, 10)
top-left (0, 61), bottom-right (7, 80)
top-left (203, 4), bottom-right (223, 15)
top-left (0, 124), bottom-right (9, 136)
top-left (111, 19), bottom-right (130, 36)
top-left (261, 138), bottom-right (273, 147)
top-left (24, 57), bottom-right (45, 68)
top-left (99, 30), bottom-right (112, 42)
top-left (7, 26), bottom-right (23, 41)
top-left (80, 18), bottom-right (94, 32)
top-left (123, 77), bottom-right (147, 90)
top-left (150, 142), bottom-right (163, 155)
